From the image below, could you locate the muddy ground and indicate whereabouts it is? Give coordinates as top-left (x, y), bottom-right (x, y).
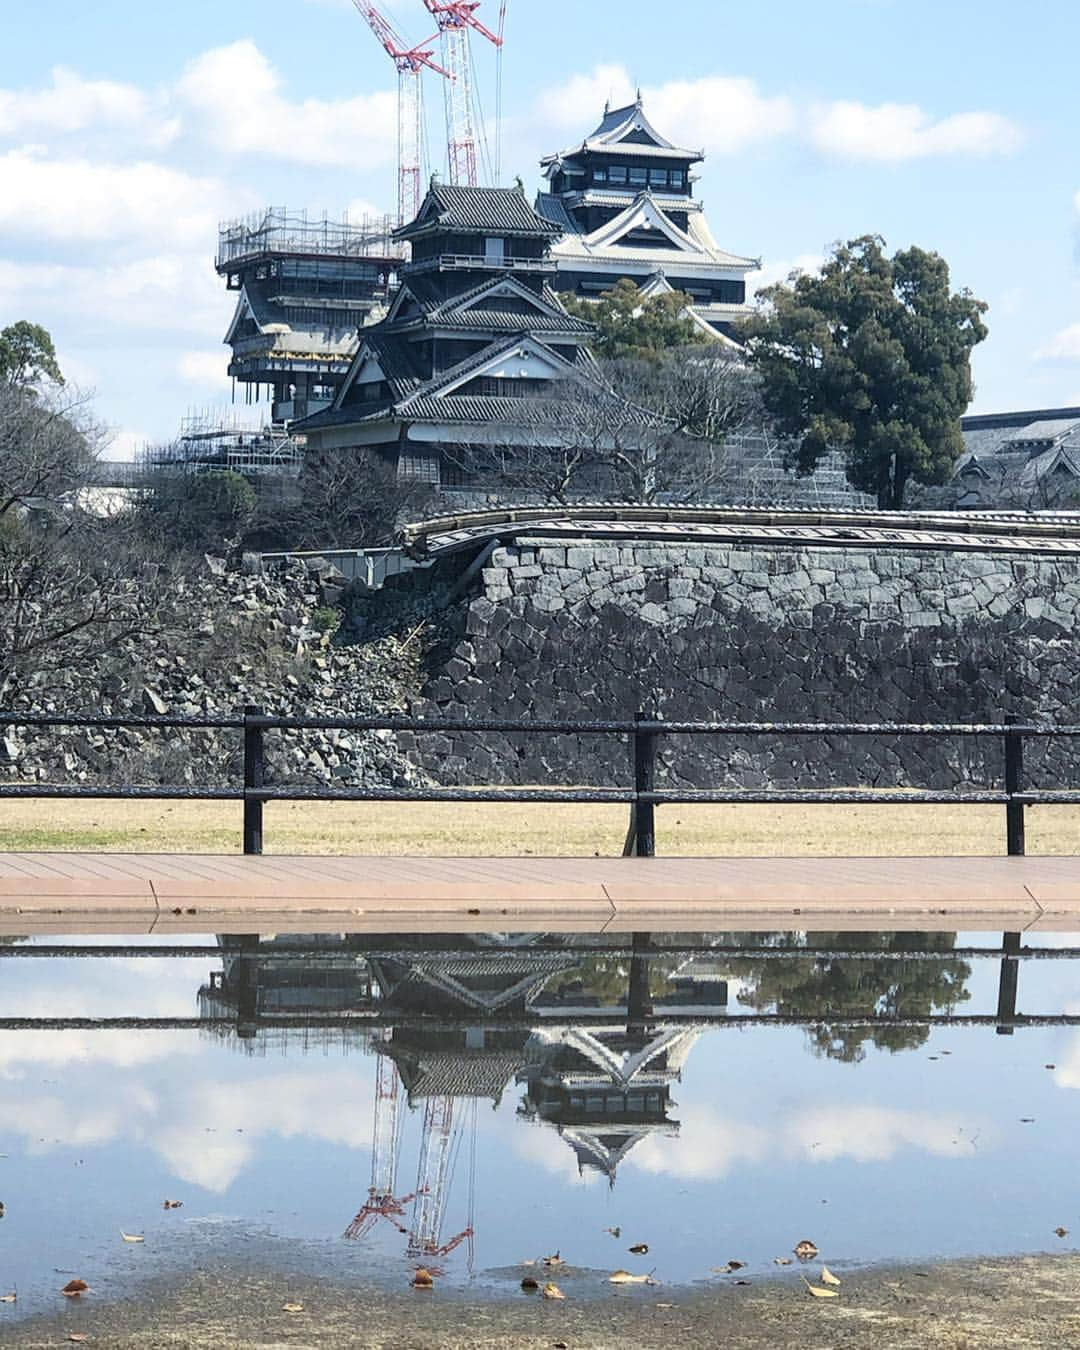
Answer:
top-left (6, 1254), bottom-right (1080, 1349)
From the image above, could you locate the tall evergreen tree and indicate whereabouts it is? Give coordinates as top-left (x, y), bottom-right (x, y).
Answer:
top-left (740, 236), bottom-right (988, 509)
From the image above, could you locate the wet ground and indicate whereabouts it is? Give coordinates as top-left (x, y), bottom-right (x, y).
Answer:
top-left (1, 929), bottom-right (1079, 1345)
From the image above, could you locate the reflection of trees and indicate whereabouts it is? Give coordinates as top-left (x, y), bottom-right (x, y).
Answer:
top-left (725, 932), bottom-right (972, 1062)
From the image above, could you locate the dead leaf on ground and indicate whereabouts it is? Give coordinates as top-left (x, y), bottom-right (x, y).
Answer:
top-left (0, 1293), bottom-right (15, 1303)
top-left (604, 1226), bottom-right (621, 1239)
top-left (61, 1280), bottom-right (90, 1297)
top-left (554, 1342), bottom-right (569, 1349)
top-left (821, 1266), bottom-right (841, 1286)
top-left (521, 1277), bottom-right (539, 1292)
top-left (773, 1258), bottom-right (793, 1266)
top-left (656, 1302), bottom-right (675, 1308)
top-left (727, 1260), bottom-right (746, 1270)
top-left (282, 1302), bottom-right (304, 1313)
top-left (162, 1200), bottom-right (183, 1210)
top-left (68, 1337), bottom-right (88, 1344)
top-left (793, 1239), bottom-right (819, 1260)
top-left (542, 1282), bottom-right (566, 1300)
top-left (628, 1243), bottom-right (649, 1255)
top-left (120, 1231), bottom-right (144, 1243)
top-left (412, 1268), bottom-right (434, 1289)
top-left (609, 1270), bottom-right (656, 1285)
top-left (803, 1278), bottom-right (838, 1299)
top-left (1055, 1227), bottom-right (1069, 1238)
top-left (543, 1252), bottom-right (564, 1268)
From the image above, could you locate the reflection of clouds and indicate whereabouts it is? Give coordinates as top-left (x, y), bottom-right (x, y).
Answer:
top-left (0, 1027), bottom-right (205, 1076)
top-left (788, 1106), bottom-right (976, 1162)
top-left (155, 1073), bottom-right (374, 1192)
top-left (630, 1108), bottom-right (769, 1180)
top-left (506, 1118), bottom-right (601, 1186)
top-left (0, 1067), bottom-right (373, 1193)
top-left (1051, 1009), bottom-right (1080, 1089)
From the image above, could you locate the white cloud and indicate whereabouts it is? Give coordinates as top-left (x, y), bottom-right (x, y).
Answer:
top-left (178, 350), bottom-right (232, 392)
top-left (749, 253), bottom-right (825, 295)
top-left (536, 67), bottom-right (1019, 165)
top-left (809, 101), bottom-right (1024, 161)
top-left (537, 65), bottom-right (794, 157)
top-left (0, 255), bottom-right (226, 336)
top-left (0, 147), bottom-right (235, 248)
top-left (176, 40), bottom-right (397, 170)
top-left (0, 66), bottom-right (179, 149)
top-left (1035, 324), bottom-right (1080, 363)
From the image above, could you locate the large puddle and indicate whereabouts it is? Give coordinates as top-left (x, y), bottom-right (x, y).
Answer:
top-left (1, 929), bottom-right (1078, 1316)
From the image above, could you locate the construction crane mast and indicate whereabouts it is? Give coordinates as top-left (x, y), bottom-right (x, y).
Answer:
top-left (351, 2), bottom-right (449, 227)
top-left (421, 2), bottom-right (505, 187)
top-left (344, 1042), bottom-right (414, 1241)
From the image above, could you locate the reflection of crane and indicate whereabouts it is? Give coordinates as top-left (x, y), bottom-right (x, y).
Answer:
top-left (408, 1096), bottom-right (476, 1264)
top-left (345, 1046), bottom-right (476, 1270)
top-left (351, 2), bottom-right (450, 226)
top-left (421, 2), bottom-right (506, 186)
top-left (344, 1037), bottom-right (414, 1240)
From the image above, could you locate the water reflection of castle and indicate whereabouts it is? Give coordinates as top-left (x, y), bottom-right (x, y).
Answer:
top-left (198, 932), bottom-right (728, 1184)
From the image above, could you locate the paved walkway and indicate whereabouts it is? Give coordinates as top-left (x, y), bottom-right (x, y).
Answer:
top-left (1, 852), bottom-right (1079, 934)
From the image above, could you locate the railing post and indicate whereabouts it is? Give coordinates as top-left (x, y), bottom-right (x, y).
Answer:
top-left (1004, 714), bottom-right (1025, 858)
top-left (996, 930), bottom-right (1022, 1035)
top-left (632, 710), bottom-right (657, 858)
top-left (243, 704), bottom-right (265, 856)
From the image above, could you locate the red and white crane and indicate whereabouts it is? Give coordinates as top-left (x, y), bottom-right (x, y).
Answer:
top-left (350, 2), bottom-right (450, 227)
top-left (421, 2), bottom-right (506, 187)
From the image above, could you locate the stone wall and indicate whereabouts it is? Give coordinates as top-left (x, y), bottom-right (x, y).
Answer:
top-left (408, 536), bottom-right (1080, 793)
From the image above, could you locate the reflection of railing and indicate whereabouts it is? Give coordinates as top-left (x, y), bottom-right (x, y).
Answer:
top-left (0, 710), bottom-right (1072, 857)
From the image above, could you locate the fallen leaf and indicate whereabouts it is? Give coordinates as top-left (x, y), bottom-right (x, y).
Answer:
top-left (821, 1266), bottom-right (841, 1286)
top-left (727, 1260), bottom-right (746, 1271)
top-left (282, 1302), bottom-right (304, 1313)
top-left (628, 1243), bottom-right (649, 1255)
top-left (1046, 1065), bottom-right (1056, 1070)
top-left (120, 1231), bottom-right (144, 1244)
top-left (543, 1252), bottom-right (564, 1268)
top-left (793, 1240), bottom-right (819, 1260)
top-left (554, 1342), bottom-right (569, 1349)
top-left (412, 1268), bottom-right (434, 1289)
top-left (61, 1279), bottom-right (90, 1297)
top-left (609, 1270), bottom-right (656, 1285)
top-left (604, 1226), bottom-right (621, 1239)
top-left (543, 1282), bottom-right (565, 1300)
top-left (162, 1200), bottom-right (183, 1210)
top-left (655, 1302), bottom-right (675, 1308)
top-left (774, 1258), bottom-right (793, 1266)
top-left (521, 1277), bottom-right (539, 1292)
top-left (68, 1337), bottom-right (88, 1345)
top-left (1055, 1227), bottom-right (1069, 1238)
top-left (1020, 1118), bottom-right (1035, 1124)
top-left (803, 1278), bottom-right (838, 1299)
top-left (0, 1293), bottom-right (15, 1303)
top-left (734, 1280), bottom-right (751, 1286)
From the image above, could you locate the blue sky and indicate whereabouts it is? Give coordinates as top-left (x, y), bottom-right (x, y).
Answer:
top-left (1, 0), bottom-right (1078, 455)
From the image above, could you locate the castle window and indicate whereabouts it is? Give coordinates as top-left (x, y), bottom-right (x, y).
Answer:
top-left (648, 168), bottom-right (669, 188)
top-left (629, 166), bottom-right (647, 186)
top-left (593, 166), bottom-right (608, 183)
top-left (670, 169), bottom-right (685, 188)
top-left (609, 165), bottom-right (628, 185)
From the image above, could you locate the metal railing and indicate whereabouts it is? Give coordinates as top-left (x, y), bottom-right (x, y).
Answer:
top-left (0, 708), bottom-right (1076, 856)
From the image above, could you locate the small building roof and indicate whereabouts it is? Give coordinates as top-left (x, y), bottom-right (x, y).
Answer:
top-left (396, 183), bottom-right (561, 241)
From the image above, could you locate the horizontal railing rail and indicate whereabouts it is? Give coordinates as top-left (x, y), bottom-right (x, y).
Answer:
top-left (0, 707), bottom-right (1069, 857)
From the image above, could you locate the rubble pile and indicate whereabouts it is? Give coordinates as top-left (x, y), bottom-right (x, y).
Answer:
top-left (1, 555), bottom-right (432, 793)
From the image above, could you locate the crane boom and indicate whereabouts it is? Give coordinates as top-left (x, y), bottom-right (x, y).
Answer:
top-left (421, 2), bottom-right (503, 187)
top-left (350, 1), bottom-right (449, 226)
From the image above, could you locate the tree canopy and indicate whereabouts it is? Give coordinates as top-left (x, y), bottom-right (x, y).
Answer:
top-left (563, 278), bottom-right (703, 362)
top-left (740, 236), bottom-right (988, 509)
top-left (0, 321), bottom-right (64, 389)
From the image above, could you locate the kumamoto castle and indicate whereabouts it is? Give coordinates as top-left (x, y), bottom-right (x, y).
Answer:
top-left (210, 95), bottom-right (1080, 507)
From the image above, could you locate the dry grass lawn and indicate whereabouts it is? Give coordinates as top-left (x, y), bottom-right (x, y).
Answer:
top-left (0, 796), bottom-right (1078, 856)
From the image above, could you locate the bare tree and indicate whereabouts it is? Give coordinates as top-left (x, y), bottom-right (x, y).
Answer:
top-left (0, 385), bottom-right (164, 698)
top-left (450, 345), bottom-right (755, 505)
top-left (255, 447), bottom-right (435, 550)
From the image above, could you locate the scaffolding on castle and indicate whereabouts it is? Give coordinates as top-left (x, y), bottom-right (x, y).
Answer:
top-left (137, 409), bottom-right (304, 479)
top-left (216, 207), bottom-right (405, 272)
